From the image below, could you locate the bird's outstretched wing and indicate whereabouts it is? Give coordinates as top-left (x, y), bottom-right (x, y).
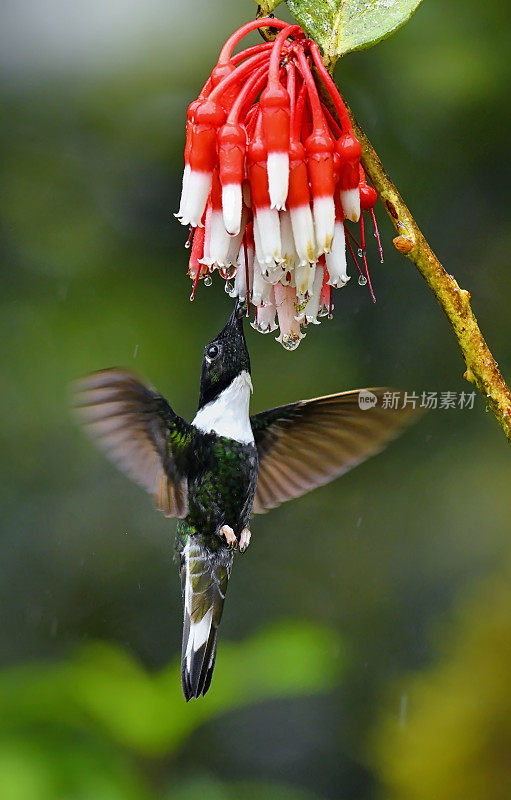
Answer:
top-left (73, 368), bottom-right (191, 518)
top-left (250, 388), bottom-right (420, 514)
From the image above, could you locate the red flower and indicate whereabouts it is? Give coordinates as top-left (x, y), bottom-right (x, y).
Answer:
top-left (177, 18), bottom-right (382, 349)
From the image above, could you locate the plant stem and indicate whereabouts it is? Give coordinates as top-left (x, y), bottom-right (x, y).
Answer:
top-left (323, 71), bottom-right (511, 443)
top-left (256, 4), bottom-right (280, 41)
top-left (254, 9), bottom-right (511, 442)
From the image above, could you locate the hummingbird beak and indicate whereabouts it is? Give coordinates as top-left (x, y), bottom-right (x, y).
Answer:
top-left (233, 298), bottom-right (246, 319)
top-left (221, 300), bottom-right (246, 337)
top-left (229, 298), bottom-right (246, 324)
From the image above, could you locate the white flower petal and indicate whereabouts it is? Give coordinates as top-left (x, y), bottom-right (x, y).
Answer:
top-left (222, 183), bottom-right (242, 235)
top-left (326, 221), bottom-right (349, 287)
top-left (313, 196), bottom-right (335, 256)
top-left (267, 151), bottom-right (289, 211)
top-left (179, 169), bottom-right (212, 227)
top-left (290, 204), bottom-right (316, 265)
top-left (340, 188), bottom-right (361, 223)
top-left (254, 208), bottom-right (282, 264)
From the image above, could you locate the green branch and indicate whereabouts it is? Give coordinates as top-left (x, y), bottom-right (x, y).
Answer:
top-left (254, 3), bottom-right (511, 442)
top-left (333, 89), bottom-right (511, 443)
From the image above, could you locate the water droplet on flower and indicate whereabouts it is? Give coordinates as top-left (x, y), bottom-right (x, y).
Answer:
top-left (327, 313), bottom-right (334, 320)
top-left (318, 305), bottom-right (329, 318)
top-left (219, 265), bottom-right (237, 280)
top-left (204, 275), bottom-right (212, 287)
top-left (251, 321), bottom-right (270, 334)
top-left (357, 248), bottom-right (363, 258)
top-left (358, 275), bottom-right (367, 286)
top-left (225, 280), bottom-right (234, 294)
top-left (280, 333), bottom-right (303, 351)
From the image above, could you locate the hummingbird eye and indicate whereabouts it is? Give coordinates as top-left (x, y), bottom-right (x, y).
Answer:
top-left (206, 344), bottom-right (219, 361)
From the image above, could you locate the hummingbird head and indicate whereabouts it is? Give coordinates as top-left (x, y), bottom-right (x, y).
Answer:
top-left (198, 301), bottom-right (251, 410)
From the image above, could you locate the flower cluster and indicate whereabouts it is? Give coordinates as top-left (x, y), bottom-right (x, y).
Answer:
top-left (176, 18), bottom-right (382, 350)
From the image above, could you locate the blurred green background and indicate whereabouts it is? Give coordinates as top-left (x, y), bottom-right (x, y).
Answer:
top-left (1, 0), bottom-right (511, 798)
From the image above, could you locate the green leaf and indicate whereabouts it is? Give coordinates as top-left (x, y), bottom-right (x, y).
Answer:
top-left (285, 0), bottom-right (423, 60)
top-left (72, 620), bottom-right (343, 754)
top-left (0, 620), bottom-right (343, 757)
top-left (169, 777), bottom-right (325, 800)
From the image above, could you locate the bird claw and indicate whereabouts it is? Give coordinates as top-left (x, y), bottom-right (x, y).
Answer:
top-left (219, 524), bottom-right (237, 549)
top-left (239, 528), bottom-right (251, 553)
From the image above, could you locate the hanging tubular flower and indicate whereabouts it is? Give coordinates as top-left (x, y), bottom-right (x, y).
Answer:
top-left (175, 17), bottom-right (384, 350)
top-left (259, 26), bottom-right (298, 210)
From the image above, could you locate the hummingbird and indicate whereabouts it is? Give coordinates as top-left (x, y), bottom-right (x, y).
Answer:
top-left (74, 303), bottom-right (417, 700)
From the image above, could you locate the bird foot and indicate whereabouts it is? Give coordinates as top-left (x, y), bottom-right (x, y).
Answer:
top-left (219, 524), bottom-right (237, 549)
top-left (239, 528), bottom-right (251, 553)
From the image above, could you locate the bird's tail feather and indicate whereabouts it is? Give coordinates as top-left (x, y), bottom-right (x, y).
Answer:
top-left (180, 535), bottom-right (233, 701)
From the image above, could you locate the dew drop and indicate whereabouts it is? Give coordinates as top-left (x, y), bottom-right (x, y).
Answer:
top-left (358, 275), bottom-right (367, 286)
top-left (185, 227), bottom-right (193, 249)
top-left (281, 335), bottom-right (301, 351)
top-left (224, 280), bottom-right (234, 294)
top-left (251, 321), bottom-right (270, 334)
top-left (357, 248), bottom-right (363, 258)
top-left (327, 313), bottom-right (334, 320)
top-left (204, 275), bottom-right (212, 287)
